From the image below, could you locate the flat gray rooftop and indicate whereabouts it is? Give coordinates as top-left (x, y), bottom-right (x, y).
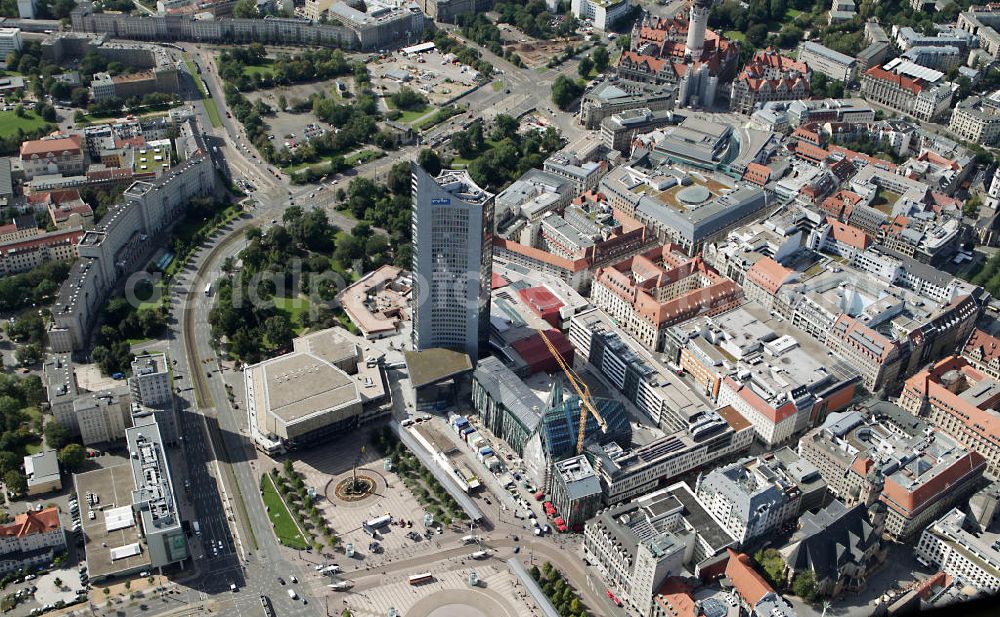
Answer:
top-left (256, 352), bottom-right (358, 423)
top-left (75, 464), bottom-right (150, 579)
top-left (293, 328), bottom-right (357, 366)
top-left (404, 348), bottom-right (473, 389)
top-left (247, 353), bottom-right (359, 424)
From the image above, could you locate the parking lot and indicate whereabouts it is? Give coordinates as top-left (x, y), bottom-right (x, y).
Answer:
top-left (371, 49), bottom-right (483, 107)
top-left (2, 450), bottom-right (132, 617)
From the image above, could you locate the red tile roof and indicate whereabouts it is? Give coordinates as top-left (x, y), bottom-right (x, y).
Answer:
top-left (653, 577), bottom-right (698, 617)
top-left (864, 65), bottom-right (924, 95)
top-left (827, 145), bottom-right (895, 171)
top-left (596, 246), bottom-right (741, 326)
top-left (963, 328), bottom-right (1000, 365)
top-left (746, 257), bottom-right (795, 295)
top-left (827, 217), bottom-right (871, 250)
top-left (880, 448), bottom-right (985, 517)
top-left (0, 507), bottom-right (62, 538)
top-left (791, 127), bottom-right (821, 144)
top-left (620, 51), bottom-right (667, 74)
top-left (490, 272), bottom-right (509, 290)
top-left (747, 47), bottom-right (809, 74)
top-left (743, 163), bottom-right (771, 186)
top-left (20, 134), bottom-right (82, 159)
top-left (818, 190), bottom-right (864, 219)
top-left (725, 549), bottom-right (773, 607)
top-left (493, 238), bottom-right (590, 273)
top-left (0, 228), bottom-right (84, 255)
top-left (792, 141), bottom-right (829, 164)
top-left (722, 375), bottom-right (798, 424)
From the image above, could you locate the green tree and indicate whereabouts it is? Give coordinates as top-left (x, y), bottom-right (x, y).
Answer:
top-left (387, 161), bottom-right (411, 195)
top-left (792, 570), bottom-right (818, 601)
top-left (754, 548), bottom-right (786, 589)
top-left (15, 343), bottom-right (41, 367)
top-left (44, 420), bottom-right (71, 450)
top-left (551, 75), bottom-right (583, 110)
top-left (592, 45), bottom-right (609, 72)
top-left (3, 469), bottom-right (26, 496)
top-left (58, 443), bottom-right (87, 470)
top-left (390, 87), bottom-right (427, 111)
top-left (233, 0), bottom-right (259, 17)
top-left (491, 114), bottom-right (519, 142)
top-left (964, 195), bottom-right (983, 218)
top-left (578, 56), bottom-right (593, 78)
top-left (747, 23), bottom-right (769, 47)
top-left (0, 452), bottom-right (17, 475)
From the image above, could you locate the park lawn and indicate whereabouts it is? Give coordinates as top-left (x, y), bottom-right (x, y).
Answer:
top-left (260, 473), bottom-right (308, 550)
top-left (185, 56), bottom-right (223, 128)
top-left (872, 189), bottom-right (901, 214)
top-left (725, 30), bottom-right (748, 43)
top-left (785, 7), bottom-right (802, 18)
top-left (394, 105), bottom-right (431, 125)
top-left (273, 295), bottom-right (312, 332)
top-left (345, 149), bottom-right (384, 166)
top-left (242, 61), bottom-right (277, 79)
top-left (137, 281), bottom-right (168, 311)
top-left (0, 110), bottom-right (52, 139)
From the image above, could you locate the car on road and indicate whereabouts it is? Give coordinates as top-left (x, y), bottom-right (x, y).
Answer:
top-left (290, 575), bottom-right (298, 583)
top-left (230, 584), bottom-right (237, 592)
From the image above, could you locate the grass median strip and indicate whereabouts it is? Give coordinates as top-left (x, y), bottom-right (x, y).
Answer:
top-left (261, 472), bottom-right (308, 549)
top-left (185, 56), bottom-right (223, 128)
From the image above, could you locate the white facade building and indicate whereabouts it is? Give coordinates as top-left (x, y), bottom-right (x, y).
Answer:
top-left (0, 508), bottom-right (66, 575)
top-left (0, 28), bottom-right (22, 59)
top-left (570, 0), bottom-right (630, 30)
top-left (73, 390), bottom-right (131, 445)
top-left (129, 353), bottom-right (172, 406)
top-left (916, 508), bottom-right (1000, 593)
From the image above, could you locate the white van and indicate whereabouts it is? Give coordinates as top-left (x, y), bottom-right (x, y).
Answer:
top-left (287, 589), bottom-right (297, 600)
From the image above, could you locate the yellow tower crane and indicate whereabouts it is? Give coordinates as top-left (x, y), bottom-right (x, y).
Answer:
top-left (538, 330), bottom-right (607, 455)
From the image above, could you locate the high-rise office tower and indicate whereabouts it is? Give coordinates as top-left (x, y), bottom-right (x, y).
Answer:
top-left (410, 163), bottom-right (494, 359)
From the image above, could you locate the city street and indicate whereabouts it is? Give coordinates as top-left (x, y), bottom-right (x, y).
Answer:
top-left (109, 28), bottom-right (640, 617)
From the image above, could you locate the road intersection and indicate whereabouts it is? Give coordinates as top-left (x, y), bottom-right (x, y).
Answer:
top-left (133, 32), bottom-right (633, 617)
